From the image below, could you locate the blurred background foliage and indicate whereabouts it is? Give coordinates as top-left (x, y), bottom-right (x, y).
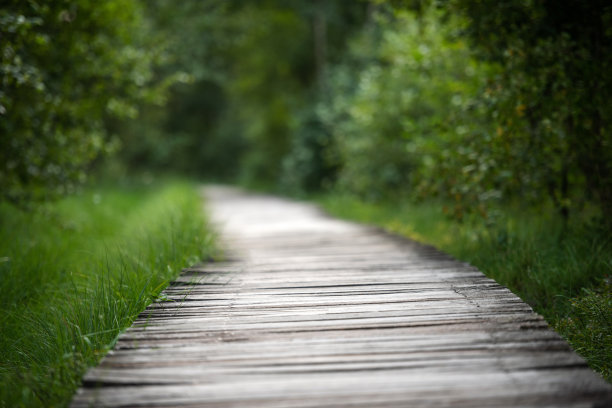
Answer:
top-left (1, 0), bottom-right (168, 204)
top-left (3, 0), bottom-right (612, 388)
top-left (3, 0), bottom-right (610, 225)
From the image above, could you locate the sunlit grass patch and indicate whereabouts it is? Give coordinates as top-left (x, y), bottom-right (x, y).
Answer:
top-left (0, 181), bottom-right (214, 407)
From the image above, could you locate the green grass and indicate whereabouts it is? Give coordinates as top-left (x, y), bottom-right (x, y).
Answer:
top-left (316, 194), bottom-right (611, 382)
top-left (0, 180), bottom-right (215, 407)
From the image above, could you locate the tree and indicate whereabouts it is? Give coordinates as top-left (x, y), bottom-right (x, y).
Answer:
top-left (1, 0), bottom-right (162, 204)
top-left (446, 0), bottom-right (612, 221)
top-left (319, 5), bottom-right (494, 207)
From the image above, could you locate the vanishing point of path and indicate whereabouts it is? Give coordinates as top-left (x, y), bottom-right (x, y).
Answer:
top-left (72, 186), bottom-right (612, 407)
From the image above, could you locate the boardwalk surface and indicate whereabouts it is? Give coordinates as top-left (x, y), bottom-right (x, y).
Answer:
top-left (72, 186), bottom-right (612, 407)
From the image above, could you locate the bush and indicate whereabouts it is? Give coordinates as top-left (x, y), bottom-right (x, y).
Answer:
top-left (0, 0), bottom-right (165, 205)
top-left (323, 7), bottom-right (492, 205)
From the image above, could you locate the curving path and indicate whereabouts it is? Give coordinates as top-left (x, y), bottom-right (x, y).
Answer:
top-left (71, 185), bottom-right (612, 407)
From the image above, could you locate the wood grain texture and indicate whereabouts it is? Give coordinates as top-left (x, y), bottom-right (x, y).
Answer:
top-left (71, 185), bottom-right (612, 407)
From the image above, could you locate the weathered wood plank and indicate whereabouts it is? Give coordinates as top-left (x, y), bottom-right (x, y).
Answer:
top-left (71, 185), bottom-right (612, 407)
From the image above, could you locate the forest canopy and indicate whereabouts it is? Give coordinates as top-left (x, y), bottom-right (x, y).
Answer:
top-left (2, 0), bottom-right (611, 223)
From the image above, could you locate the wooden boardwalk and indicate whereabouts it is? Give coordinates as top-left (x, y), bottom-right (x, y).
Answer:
top-left (72, 186), bottom-right (612, 407)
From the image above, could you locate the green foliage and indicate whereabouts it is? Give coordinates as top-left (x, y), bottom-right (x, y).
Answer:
top-left (221, 1), bottom-right (369, 186)
top-left (126, 0), bottom-right (369, 187)
top-left (112, 0), bottom-right (244, 180)
top-left (446, 0), bottom-right (612, 220)
top-left (0, 181), bottom-right (214, 407)
top-left (1, 0), bottom-right (165, 205)
top-left (556, 281), bottom-right (612, 382)
top-left (298, 0), bottom-right (612, 225)
top-left (6, 0), bottom-right (608, 223)
top-left (318, 193), bottom-right (612, 382)
top-left (320, 7), bottom-right (494, 206)
top-left (227, 4), bottom-right (309, 183)
top-left (281, 107), bottom-right (339, 194)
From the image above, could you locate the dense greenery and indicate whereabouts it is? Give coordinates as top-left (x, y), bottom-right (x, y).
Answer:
top-left (5, 1), bottom-right (609, 222)
top-left (321, 8), bottom-right (495, 205)
top-left (120, 0), bottom-right (370, 183)
top-left (448, 0), bottom-right (612, 220)
top-left (0, 0), bottom-right (174, 204)
top-left (0, 181), bottom-right (213, 407)
top-left (110, 0), bottom-right (611, 224)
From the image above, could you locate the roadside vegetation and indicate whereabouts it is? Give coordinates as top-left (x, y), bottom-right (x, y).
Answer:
top-left (0, 181), bottom-right (214, 407)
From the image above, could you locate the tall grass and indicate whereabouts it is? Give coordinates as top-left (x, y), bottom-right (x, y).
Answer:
top-left (317, 194), bottom-right (611, 382)
top-left (0, 181), bottom-right (214, 407)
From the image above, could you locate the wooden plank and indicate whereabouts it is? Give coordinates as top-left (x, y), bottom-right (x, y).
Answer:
top-left (71, 185), bottom-right (612, 407)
